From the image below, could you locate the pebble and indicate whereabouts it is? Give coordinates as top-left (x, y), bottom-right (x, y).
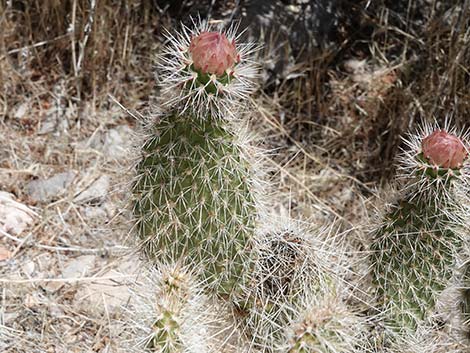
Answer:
top-left (61, 255), bottom-right (96, 279)
top-left (27, 171), bottom-right (77, 202)
top-left (73, 175), bottom-right (110, 205)
top-left (0, 191), bottom-right (37, 235)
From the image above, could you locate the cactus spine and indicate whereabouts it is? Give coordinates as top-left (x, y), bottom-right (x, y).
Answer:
top-left (132, 21), bottom-right (259, 296)
top-left (370, 122), bottom-right (470, 340)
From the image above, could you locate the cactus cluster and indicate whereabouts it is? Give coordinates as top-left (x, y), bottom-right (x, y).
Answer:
top-left (124, 18), bottom-right (470, 353)
top-left (239, 218), bottom-right (363, 353)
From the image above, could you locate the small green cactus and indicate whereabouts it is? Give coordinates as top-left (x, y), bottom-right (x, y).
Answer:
top-left (246, 225), bottom-right (319, 349)
top-left (284, 291), bottom-right (362, 353)
top-left (370, 123), bottom-right (470, 338)
top-left (131, 21), bottom-right (259, 297)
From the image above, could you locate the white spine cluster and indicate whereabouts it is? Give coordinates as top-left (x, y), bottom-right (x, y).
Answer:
top-left (122, 263), bottom-right (213, 353)
top-left (156, 18), bottom-right (259, 120)
top-left (244, 214), bottom-right (355, 352)
top-left (282, 289), bottom-right (364, 353)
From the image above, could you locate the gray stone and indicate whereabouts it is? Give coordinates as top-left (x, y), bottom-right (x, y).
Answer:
top-left (74, 259), bottom-right (139, 314)
top-left (82, 205), bottom-right (108, 220)
top-left (78, 125), bottom-right (133, 160)
top-left (103, 126), bottom-right (133, 159)
top-left (62, 255), bottom-right (96, 279)
top-left (27, 171), bottom-right (77, 202)
top-left (74, 175), bottom-right (110, 205)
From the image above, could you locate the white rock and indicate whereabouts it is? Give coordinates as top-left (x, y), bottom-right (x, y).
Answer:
top-left (13, 102), bottom-right (29, 119)
top-left (21, 260), bottom-right (36, 276)
top-left (103, 126), bottom-right (133, 159)
top-left (62, 255), bottom-right (96, 279)
top-left (78, 125), bottom-right (133, 160)
top-left (82, 205), bottom-right (108, 220)
top-left (74, 259), bottom-right (139, 314)
top-left (0, 191), bottom-right (37, 236)
top-left (74, 175), bottom-right (110, 204)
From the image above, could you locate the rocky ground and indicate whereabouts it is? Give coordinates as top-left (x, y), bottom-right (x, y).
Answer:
top-left (0, 99), bottom-right (142, 351)
top-left (1, 0), bottom-right (469, 352)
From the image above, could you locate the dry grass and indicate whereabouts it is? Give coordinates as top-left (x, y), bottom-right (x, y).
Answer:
top-left (0, 0), bottom-right (469, 352)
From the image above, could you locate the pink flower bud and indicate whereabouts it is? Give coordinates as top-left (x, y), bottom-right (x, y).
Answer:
top-left (189, 31), bottom-right (240, 76)
top-left (421, 130), bottom-right (468, 168)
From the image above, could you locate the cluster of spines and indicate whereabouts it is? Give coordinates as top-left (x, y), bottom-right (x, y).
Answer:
top-left (123, 263), bottom-right (211, 353)
top-left (283, 291), bottom-right (363, 353)
top-left (242, 216), bottom-right (361, 353)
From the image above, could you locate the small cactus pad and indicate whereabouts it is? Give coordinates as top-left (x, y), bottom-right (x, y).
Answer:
top-left (132, 112), bottom-right (256, 296)
top-left (371, 126), bottom-right (469, 333)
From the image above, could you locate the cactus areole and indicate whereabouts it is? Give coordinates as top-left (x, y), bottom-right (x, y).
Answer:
top-left (421, 130), bottom-right (467, 169)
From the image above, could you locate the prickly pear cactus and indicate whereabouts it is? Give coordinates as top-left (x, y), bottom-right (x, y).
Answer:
top-left (132, 21), bottom-right (259, 296)
top-left (370, 123), bottom-right (470, 334)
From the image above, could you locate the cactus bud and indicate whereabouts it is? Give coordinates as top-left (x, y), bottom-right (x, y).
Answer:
top-left (421, 130), bottom-right (467, 169)
top-left (156, 20), bottom-right (258, 119)
top-left (189, 32), bottom-right (239, 76)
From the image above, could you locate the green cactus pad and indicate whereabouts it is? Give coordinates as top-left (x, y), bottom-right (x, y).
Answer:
top-left (371, 196), bottom-right (461, 331)
top-left (132, 112), bottom-right (256, 296)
